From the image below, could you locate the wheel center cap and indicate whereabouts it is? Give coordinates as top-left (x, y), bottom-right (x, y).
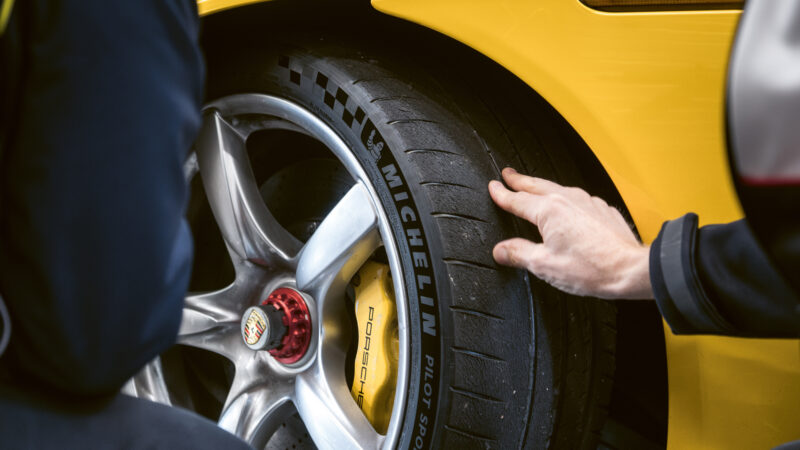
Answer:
top-left (240, 287), bottom-right (312, 364)
top-left (243, 307), bottom-right (269, 347)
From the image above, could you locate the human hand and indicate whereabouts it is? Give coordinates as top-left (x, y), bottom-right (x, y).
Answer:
top-left (489, 168), bottom-right (653, 299)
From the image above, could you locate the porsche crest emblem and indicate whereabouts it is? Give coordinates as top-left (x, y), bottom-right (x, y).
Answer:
top-left (243, 308), bottom-right (267, 346)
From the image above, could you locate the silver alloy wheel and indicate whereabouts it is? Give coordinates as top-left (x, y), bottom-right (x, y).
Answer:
top-left (128, 94), bottom-right (410, 450)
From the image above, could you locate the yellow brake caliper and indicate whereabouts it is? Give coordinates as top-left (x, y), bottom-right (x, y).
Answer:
top-left (351, 261), bottom-right (399, 434)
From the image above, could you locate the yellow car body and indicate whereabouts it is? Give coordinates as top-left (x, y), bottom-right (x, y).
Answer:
top-left (198, 0), bottom-right (800, 448)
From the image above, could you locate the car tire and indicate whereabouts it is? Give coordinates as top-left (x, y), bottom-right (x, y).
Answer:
top-left (198, 37), bottom-right (617, 450)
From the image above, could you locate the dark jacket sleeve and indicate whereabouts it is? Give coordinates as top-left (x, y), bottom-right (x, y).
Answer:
top-left (0, 0), bottom-right (203, 396)
top-left (650, 213), bottom-right (800, 337)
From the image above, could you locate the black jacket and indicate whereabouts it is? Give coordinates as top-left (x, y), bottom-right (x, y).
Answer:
top-left (651, 215), bottom-right (799, 336)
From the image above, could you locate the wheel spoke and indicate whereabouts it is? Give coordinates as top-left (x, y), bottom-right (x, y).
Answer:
top-left (195, 110), bottom-right (301, 268)
top-left (128, 358), bottom-right (172, 405)
top-left (180, 288), bottom-right (242, 335)
top-left (294, 359), bottom-right (381, 450)
top-left (295, 182), bottom-right (380, 296)
top-left (178, 287), bottom-right (248, 362)
top-left (219, 361), bottom-right (294, 447)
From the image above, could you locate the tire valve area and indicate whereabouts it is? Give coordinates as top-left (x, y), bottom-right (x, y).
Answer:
top-left (350, 261), bottom-right (399, 435)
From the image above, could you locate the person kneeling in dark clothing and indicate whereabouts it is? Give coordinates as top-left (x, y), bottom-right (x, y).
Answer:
top-left (0, 1), bottom-right (251, 448)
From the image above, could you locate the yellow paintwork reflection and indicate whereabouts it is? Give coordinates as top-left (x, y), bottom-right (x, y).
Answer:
top-left (201, 0), bottom-right (800, 446)
top-left (351, 262), bottom-right (399, 434)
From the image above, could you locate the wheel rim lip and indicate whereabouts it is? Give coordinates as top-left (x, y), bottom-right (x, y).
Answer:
top-left (138, 94), bottom-right (410, 449)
